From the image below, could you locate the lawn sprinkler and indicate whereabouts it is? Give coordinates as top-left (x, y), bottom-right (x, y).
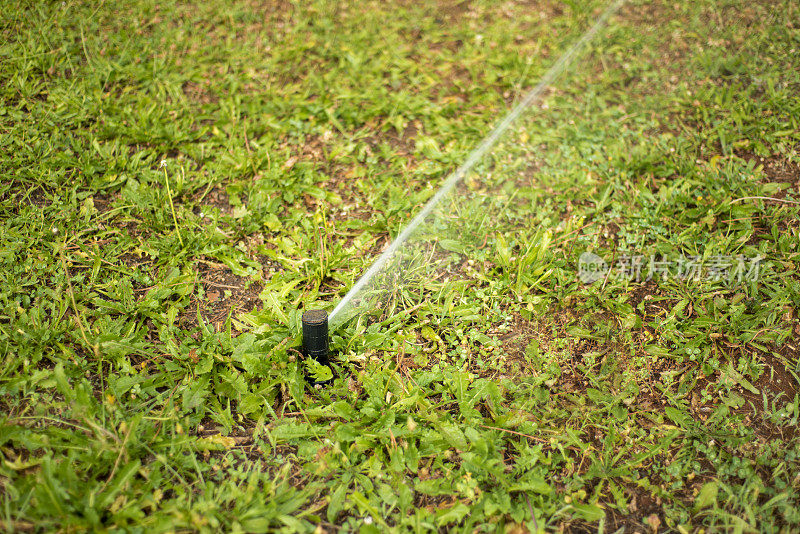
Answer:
top-left (301, 309), bottom-right (334, 385)
top-left (302, 309), bottom-right (329, 363)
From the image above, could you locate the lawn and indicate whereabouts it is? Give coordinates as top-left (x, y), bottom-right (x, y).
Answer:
top-left (1, 0), bottom-right (799, 532)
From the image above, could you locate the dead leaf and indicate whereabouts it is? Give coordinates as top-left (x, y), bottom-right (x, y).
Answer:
top-left (646, 513), bottom-right (661, 533)
top-left (200, 434), bottom-right (237, 449)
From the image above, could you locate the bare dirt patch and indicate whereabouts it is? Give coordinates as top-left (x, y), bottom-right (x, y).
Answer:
top-left (197, 185), bottom-right (233, 216)
top-left (180, 261), bottom-right (262, 331)
top-left (498, 312), bottom-right (558, 373)
top-left (737, 149), bottom-right (800, 200)
top-left (735, 344), bottom-right (799, 441)
top-left (182, 81), bottom-right (218, 105)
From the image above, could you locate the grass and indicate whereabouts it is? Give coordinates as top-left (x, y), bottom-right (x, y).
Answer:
top-left (1, 0), bottom-right (799, 531)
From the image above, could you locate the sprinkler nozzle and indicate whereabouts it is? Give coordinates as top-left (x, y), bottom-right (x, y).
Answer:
top-left (302, 309), bottom-right (329, 363)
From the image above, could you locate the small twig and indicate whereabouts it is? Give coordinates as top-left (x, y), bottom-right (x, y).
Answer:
top-left (729, 196), bottom-right (800, 205)
top-left (243, 127), bottom-right (252, 155)
top-left (525, 494), bottom-right (540, 533)
top-left (551, 220), bottom-right (597, 247)
top-left (134, 280), bottom-right (194, 293)
top-left (479, 424), bottom-right (548, 443)
top-left (197, 259), bottom-right (228, 269)
top-left (161, 161), bottom-right (184, 247)
top-left (79, 24), bottom-right (91, 67)
top-left (98, 420), bottom-right (135, 492)
top-left (65, 239), bottom-right (113, 249)
top-left (9, 416), bottom-right (96, 437)
top-left (59, 252), bottom-right (97, 357)
top-left (242, 126), bottom-right (260, 179)
top-left (0, 520), bottom-right (35, 533)
top-left (202, 280), bottom-right (243, 290)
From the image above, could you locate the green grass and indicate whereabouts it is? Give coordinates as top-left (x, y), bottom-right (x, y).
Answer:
top-left (1, 0), bottom-right (799, 532)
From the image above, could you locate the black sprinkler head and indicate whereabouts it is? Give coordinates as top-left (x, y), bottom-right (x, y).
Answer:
top-left (302, 309), bottom-right (329, 364)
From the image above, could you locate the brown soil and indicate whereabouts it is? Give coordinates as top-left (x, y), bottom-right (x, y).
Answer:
top-left (197, 185), bottom-right (233, 215)
top-left (737, 149), bottom-right (800, 200)
top-left (180, 261), bottom-right (262, 332)
top-left (734, 344), bottom-right (799, 441)
top-left (182, 81), bottom-right (218, 105)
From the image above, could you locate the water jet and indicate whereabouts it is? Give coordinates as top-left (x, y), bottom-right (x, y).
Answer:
top-left (327, 0), bottom-right (624, 331)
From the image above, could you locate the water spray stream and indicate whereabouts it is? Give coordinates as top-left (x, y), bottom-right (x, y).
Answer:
top-left (327, 0), bottom-right (624, 330)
